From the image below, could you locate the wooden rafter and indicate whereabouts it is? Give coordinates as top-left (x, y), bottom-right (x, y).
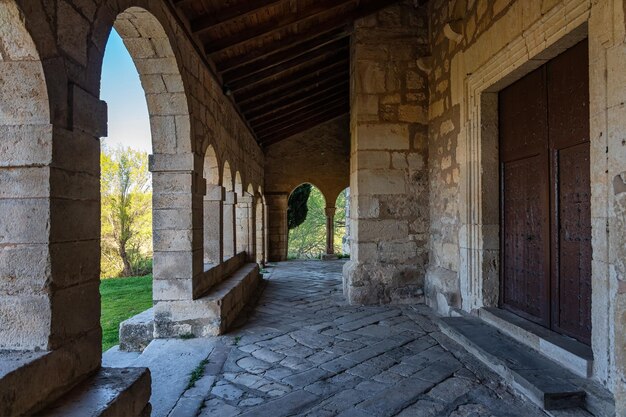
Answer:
top-left (250, 92), bottom-right (350, 129)
top-left (203, 0), bottom-right (355, 55)
top-left (234, 59), bottom-right (348, 102)
top-left (254, 100), bottom-right (348, 137)
top-left (241, 70), bottom-right (348, 109)
top-left (190, 0), bottom-right (287, 34)
top-left (244, 82), bottom-right (349, 120)
top-left (259, 110), bottom-right (349, 146)
top-left (219, 27), bottom-right (349, 74)
top-left (223, 37), bottom-right (349, 85)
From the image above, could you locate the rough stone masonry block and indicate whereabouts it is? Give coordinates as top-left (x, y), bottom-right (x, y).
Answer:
top-left (71, 84), bottom-right (107, 138)
top-left (357, 124), bottom-right (410, 150)
top-left (0, 294), bottom-right (51, 350)
top-left (0, 124), bottom-right (53, 167)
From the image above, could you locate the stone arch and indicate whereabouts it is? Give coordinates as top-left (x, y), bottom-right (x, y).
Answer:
top-left (203, 145), bottom-right (219, 186)
top-left (287, 183), bottom-right (328, 259)
top-left (96, 7), bottom-right (199, 336)
top-left (255, 187), bottom-right (266, 265)
top-left (203, 145), bottom-right (222, 264)
top-left (223, 161), bottom-right (234, 192)
top-left (222, 161), bottom-right (236, 258)
top-left (0, 0), bottom-right (53, 351)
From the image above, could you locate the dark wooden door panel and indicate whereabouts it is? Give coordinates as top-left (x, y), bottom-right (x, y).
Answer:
top-left (499, 66), bottom-right (548, 162)
top-left (502, 156), bottom-right (551, 325)
top-left (499, 40), bottom-right (591, 344)
top-left (547, 39), bottom-right (590, 150)
top-left (554, 143), bottom-right (592, 343)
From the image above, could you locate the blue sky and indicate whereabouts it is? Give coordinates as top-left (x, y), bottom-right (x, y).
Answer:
top-left (101, 29), bottom-right (152, 153)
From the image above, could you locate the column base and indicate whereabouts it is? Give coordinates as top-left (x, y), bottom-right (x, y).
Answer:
top-left (342, 260), bottom-right (425, 305)
top-left (321, 254), bottom-right (339, 260)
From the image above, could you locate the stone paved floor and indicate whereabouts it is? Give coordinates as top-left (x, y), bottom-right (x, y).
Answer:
top-left (170, 260), bottom-right (551, 417)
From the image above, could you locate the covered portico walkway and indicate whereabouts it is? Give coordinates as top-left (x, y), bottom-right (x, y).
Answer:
top-left (106, 260), bottom-right (552, 417)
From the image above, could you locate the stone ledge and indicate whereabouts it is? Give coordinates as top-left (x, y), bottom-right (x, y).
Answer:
top-left (119, 308), bottom-right (154, 352)
top-left (438, 315), bottom-right (614, 416)
top-left (154, 263), bottom-right (261, 338)
top-left (479, 307), bottom-right (593, 378)
top-left (41, 367), bottom-right (151, 417)
top-left (0, 332), bottom-right (100, 416)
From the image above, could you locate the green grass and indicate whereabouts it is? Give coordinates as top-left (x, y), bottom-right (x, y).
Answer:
top-left (100, 275), bottom-right (153, 351)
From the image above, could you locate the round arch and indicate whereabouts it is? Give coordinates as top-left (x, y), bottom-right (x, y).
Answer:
top-left (204, 145), bottom-right (219, 186)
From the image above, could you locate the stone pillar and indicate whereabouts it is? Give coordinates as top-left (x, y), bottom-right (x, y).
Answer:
top-left (203, 184), bottom-right (224, 265)
top-left (236, 193), bottom-right (254, 256)
top-left (255, 201), bottom-right (265, 265)
top-left (342, 188), bottom-right (351, 255)
top-left (266, 193), bottom-right (289, 262)
top-left (264, 203), bottom-right (270, 264)
top-left (343, 1), bottom-right (429, 305)
top-left (222, 191), bottom-right (237, 259)
top-left (322, 206), bottom-right (337, 260)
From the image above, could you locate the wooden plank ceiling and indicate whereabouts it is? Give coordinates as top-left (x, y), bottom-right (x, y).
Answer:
top-left (171, 0), bottom-right (400, 147)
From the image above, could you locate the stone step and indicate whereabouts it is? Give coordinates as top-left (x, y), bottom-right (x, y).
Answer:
top-left (438, 316), bottom-right (613, 416)
top-left (119, 307), bottom-right (154, 352)
top-left (478, 307), bottom-right (593, 378)
top-left (105, 338), bottom-right (216, 417)
top-left (40, 367), bottom-right (151, 417)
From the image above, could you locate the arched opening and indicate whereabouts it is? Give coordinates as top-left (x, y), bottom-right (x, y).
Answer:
top-left (255, 187), bottom-right (266, 265)
top-left (287, 183), bottom-right (327, 259)
top-left (0, 0), bottom-right (53, 351)
top-left (335, 187), bottom-right (350, 258)
top-left (98, 7), bottom-right (192, 348)
top-left (203, 145), bottom-right (221, 266)
top-left (234, 172), bottom-right (246, 255)
top-left (100, 25), bottom-right (153, 352)
top-left (222, 161), bottom-right (236, 259)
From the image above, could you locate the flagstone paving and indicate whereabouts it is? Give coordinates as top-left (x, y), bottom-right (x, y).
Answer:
top-left (167, 260), bottom-right (552, 417)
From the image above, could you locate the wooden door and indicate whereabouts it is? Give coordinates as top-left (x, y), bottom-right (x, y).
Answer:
top-left (499, 40), bottom-right (591, 344)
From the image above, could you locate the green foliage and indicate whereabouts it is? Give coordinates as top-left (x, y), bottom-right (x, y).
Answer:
top-left (287, 183), bottom-right (312, 229)
top-left (100, 275), bottom-right (153, 351)
top-left (186, 359), bottom-right (209, 390)
top-left (287, 187), bottom-right (349, 260)
top-left (101, 145), bottom-right (153, 278)
top-left (288, 186), bottom-right (327, 259)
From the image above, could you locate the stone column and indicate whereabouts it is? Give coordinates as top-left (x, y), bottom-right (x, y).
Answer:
top-left (322, 206), bottom-right (337, 259)
top-left (343, 1), bottom-right (429, 305)
top-left (266, 193), bottom-right (289, 262)
top-left (222, 191), bottom-right (237, 259)
top-left (236, 193), bottom-right (254, 256)
top-left (203, 184), bottom-right (224, 265)
top-left (264, 203), bottom-right (270, 264)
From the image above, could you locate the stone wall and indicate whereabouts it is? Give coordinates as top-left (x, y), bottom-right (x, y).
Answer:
top-left (0, 0), bottom-right (265, 412)
top-left (343, 0), bottom-right (430, 305)
top-left (424, 0), bottom-right (626, 411)
top-left (264, 115), bottom-right (350, 261)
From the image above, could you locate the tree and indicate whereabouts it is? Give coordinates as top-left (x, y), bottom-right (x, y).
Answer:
top-left (288, 183), bottom-right (312, 229)
top-left (288, 186), bottom-right (326, 258)
top-left (101, 145), bottom-right (152, 277)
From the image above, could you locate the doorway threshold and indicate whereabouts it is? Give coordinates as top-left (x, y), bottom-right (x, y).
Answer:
top-left (478, 307), bottom-right (592, 378)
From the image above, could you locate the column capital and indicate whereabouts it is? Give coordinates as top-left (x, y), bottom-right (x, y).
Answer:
top-left (224, 191), bottom-right (237, 205)
top-left (204, 184), bottom-right (225, 201)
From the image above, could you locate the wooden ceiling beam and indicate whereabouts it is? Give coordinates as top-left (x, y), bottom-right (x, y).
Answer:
top-left (250, 92), bottom-right (349, 129)
top-left (244, 81), bottom-right (348, 120)
top-left (218, 27), bottom-right (349, 75)
top-left (234, 59), bottom-right (348, 102)
top-left (223, 37), bottom-right (349, 85)
top-left (214, 24), bottom-right (351, 72)
top-left (259, 110), bottom-right (349, 147)
top-left (231, 49), bottom-right (349, 93)
top-left (190, 0), bottom-right (287, 34)
top-left (204, 0), bottom-right (356, 55)
top-left (241, 69), bottom-right (348, 109)
top-left (254, 100), bottom-right (348, 137)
